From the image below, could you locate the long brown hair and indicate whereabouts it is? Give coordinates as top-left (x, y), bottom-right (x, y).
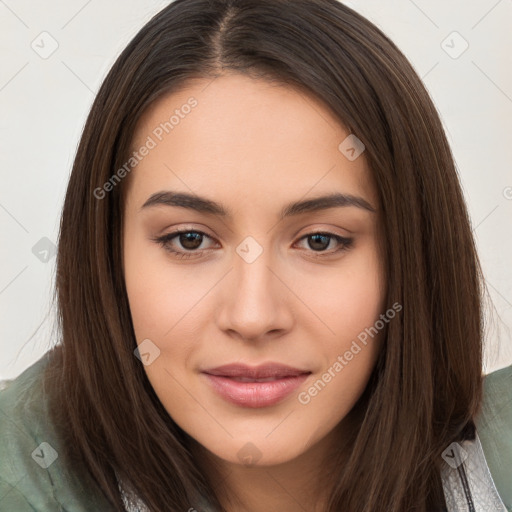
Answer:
top-left (45, 0), bottom-right (485, 510)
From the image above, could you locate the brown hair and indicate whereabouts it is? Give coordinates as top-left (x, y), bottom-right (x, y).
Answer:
top-left (46, 0), bottom-right (486, 510)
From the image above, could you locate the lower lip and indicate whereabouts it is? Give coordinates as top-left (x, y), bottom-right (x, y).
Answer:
top-left (203, 373), bottom-right (310, 408)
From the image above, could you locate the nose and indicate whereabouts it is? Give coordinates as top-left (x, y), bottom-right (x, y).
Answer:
top-left (215, 246), bottom-right (294, 343)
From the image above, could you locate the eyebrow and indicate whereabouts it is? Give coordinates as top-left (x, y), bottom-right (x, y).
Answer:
top-left (140, 190), bottom-right (376, 219)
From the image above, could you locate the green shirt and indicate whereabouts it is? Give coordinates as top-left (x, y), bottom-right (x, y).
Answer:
top-left (1, 352), bottom-right (511, 511)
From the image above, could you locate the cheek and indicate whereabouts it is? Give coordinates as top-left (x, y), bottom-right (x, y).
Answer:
top-left (299, 243), bottom-right (385, 345)
top-left (300, 341), bottom-right (379, 443)
top-left (123, 234), bottom-right (208, 381)
top-left (123, 243), bottom-right (163, 339)
top-left (304, 244), bottom-right (385, 403)
top-left (123, 226), bottom-right (181, 354)
top-left (298, 283), bottom-right (385, 432)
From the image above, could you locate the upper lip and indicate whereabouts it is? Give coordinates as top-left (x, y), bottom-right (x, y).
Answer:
top-left (202, 363), bottom-right (311, 379)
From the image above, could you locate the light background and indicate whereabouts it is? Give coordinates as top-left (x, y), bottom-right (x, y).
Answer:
top-left (1, 0), bottom-right (511, 380)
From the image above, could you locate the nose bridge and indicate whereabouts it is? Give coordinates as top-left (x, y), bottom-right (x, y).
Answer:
top-left (216, 235), bottom-right (291, 340)
top-left (236, 241), bottom-right (274, 298)
top-left (233, 236), bottom-right (280, 312)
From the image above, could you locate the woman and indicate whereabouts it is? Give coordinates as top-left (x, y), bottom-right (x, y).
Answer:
top-left (0, 0), bottom-right (510, 510)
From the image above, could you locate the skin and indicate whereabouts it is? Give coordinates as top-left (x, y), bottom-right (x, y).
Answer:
top-left (123, 73), bottom-right (386, 512)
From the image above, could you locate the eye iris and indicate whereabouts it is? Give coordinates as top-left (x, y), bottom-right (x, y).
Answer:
top-left (180, 232), bottom-right (202, 250)
top-left (309, 234), bottom-right (330, 251)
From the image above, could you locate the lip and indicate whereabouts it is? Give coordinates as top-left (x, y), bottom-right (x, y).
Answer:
top-left (202, 363), bottom-right (311, 408)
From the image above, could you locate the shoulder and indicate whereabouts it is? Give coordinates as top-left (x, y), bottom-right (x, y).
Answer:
top-left (0, 350), bottom-right (115, 511)
top-left (476, 364), bottom-right (512, 511)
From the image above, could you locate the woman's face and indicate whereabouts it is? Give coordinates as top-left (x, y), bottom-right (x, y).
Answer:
top-left (123, 73), bottom-right (386, 466)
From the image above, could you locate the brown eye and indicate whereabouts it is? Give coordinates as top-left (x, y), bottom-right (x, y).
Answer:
top-left (296, 232), bottom-right (353, 255)
top-left (177, 232), bottom-right (204, 250)
top-left (307, 233), bottom-right (332, 251)
top-left (153, 229), bottom-right (216, 259)
top-left (152, 229), bottom-right (353, 261)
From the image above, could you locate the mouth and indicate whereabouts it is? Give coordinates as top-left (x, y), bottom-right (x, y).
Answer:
top-left (201, 363), bottom-right (312, 408)
top-left (221, 376), bottom-right (291, 382)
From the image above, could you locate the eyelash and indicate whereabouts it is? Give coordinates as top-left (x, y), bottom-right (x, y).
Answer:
top-left (152, 228), bottom-right (354, 260)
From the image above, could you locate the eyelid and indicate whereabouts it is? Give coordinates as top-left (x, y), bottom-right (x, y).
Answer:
top-left (152, 226), bottom-right (353, 259)
top-left (152, 227), bottom-right (218, 254)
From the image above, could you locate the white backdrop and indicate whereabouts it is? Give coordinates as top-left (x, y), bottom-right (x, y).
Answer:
top-left (1, 0), bottom-right (511, 380)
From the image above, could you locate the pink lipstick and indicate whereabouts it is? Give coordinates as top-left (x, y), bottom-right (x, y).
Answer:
top-left (202, 363), bottom-right (311, 408)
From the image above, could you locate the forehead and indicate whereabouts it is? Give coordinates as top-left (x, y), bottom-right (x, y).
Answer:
top-left (126, 73), bottom-right (377, 212)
